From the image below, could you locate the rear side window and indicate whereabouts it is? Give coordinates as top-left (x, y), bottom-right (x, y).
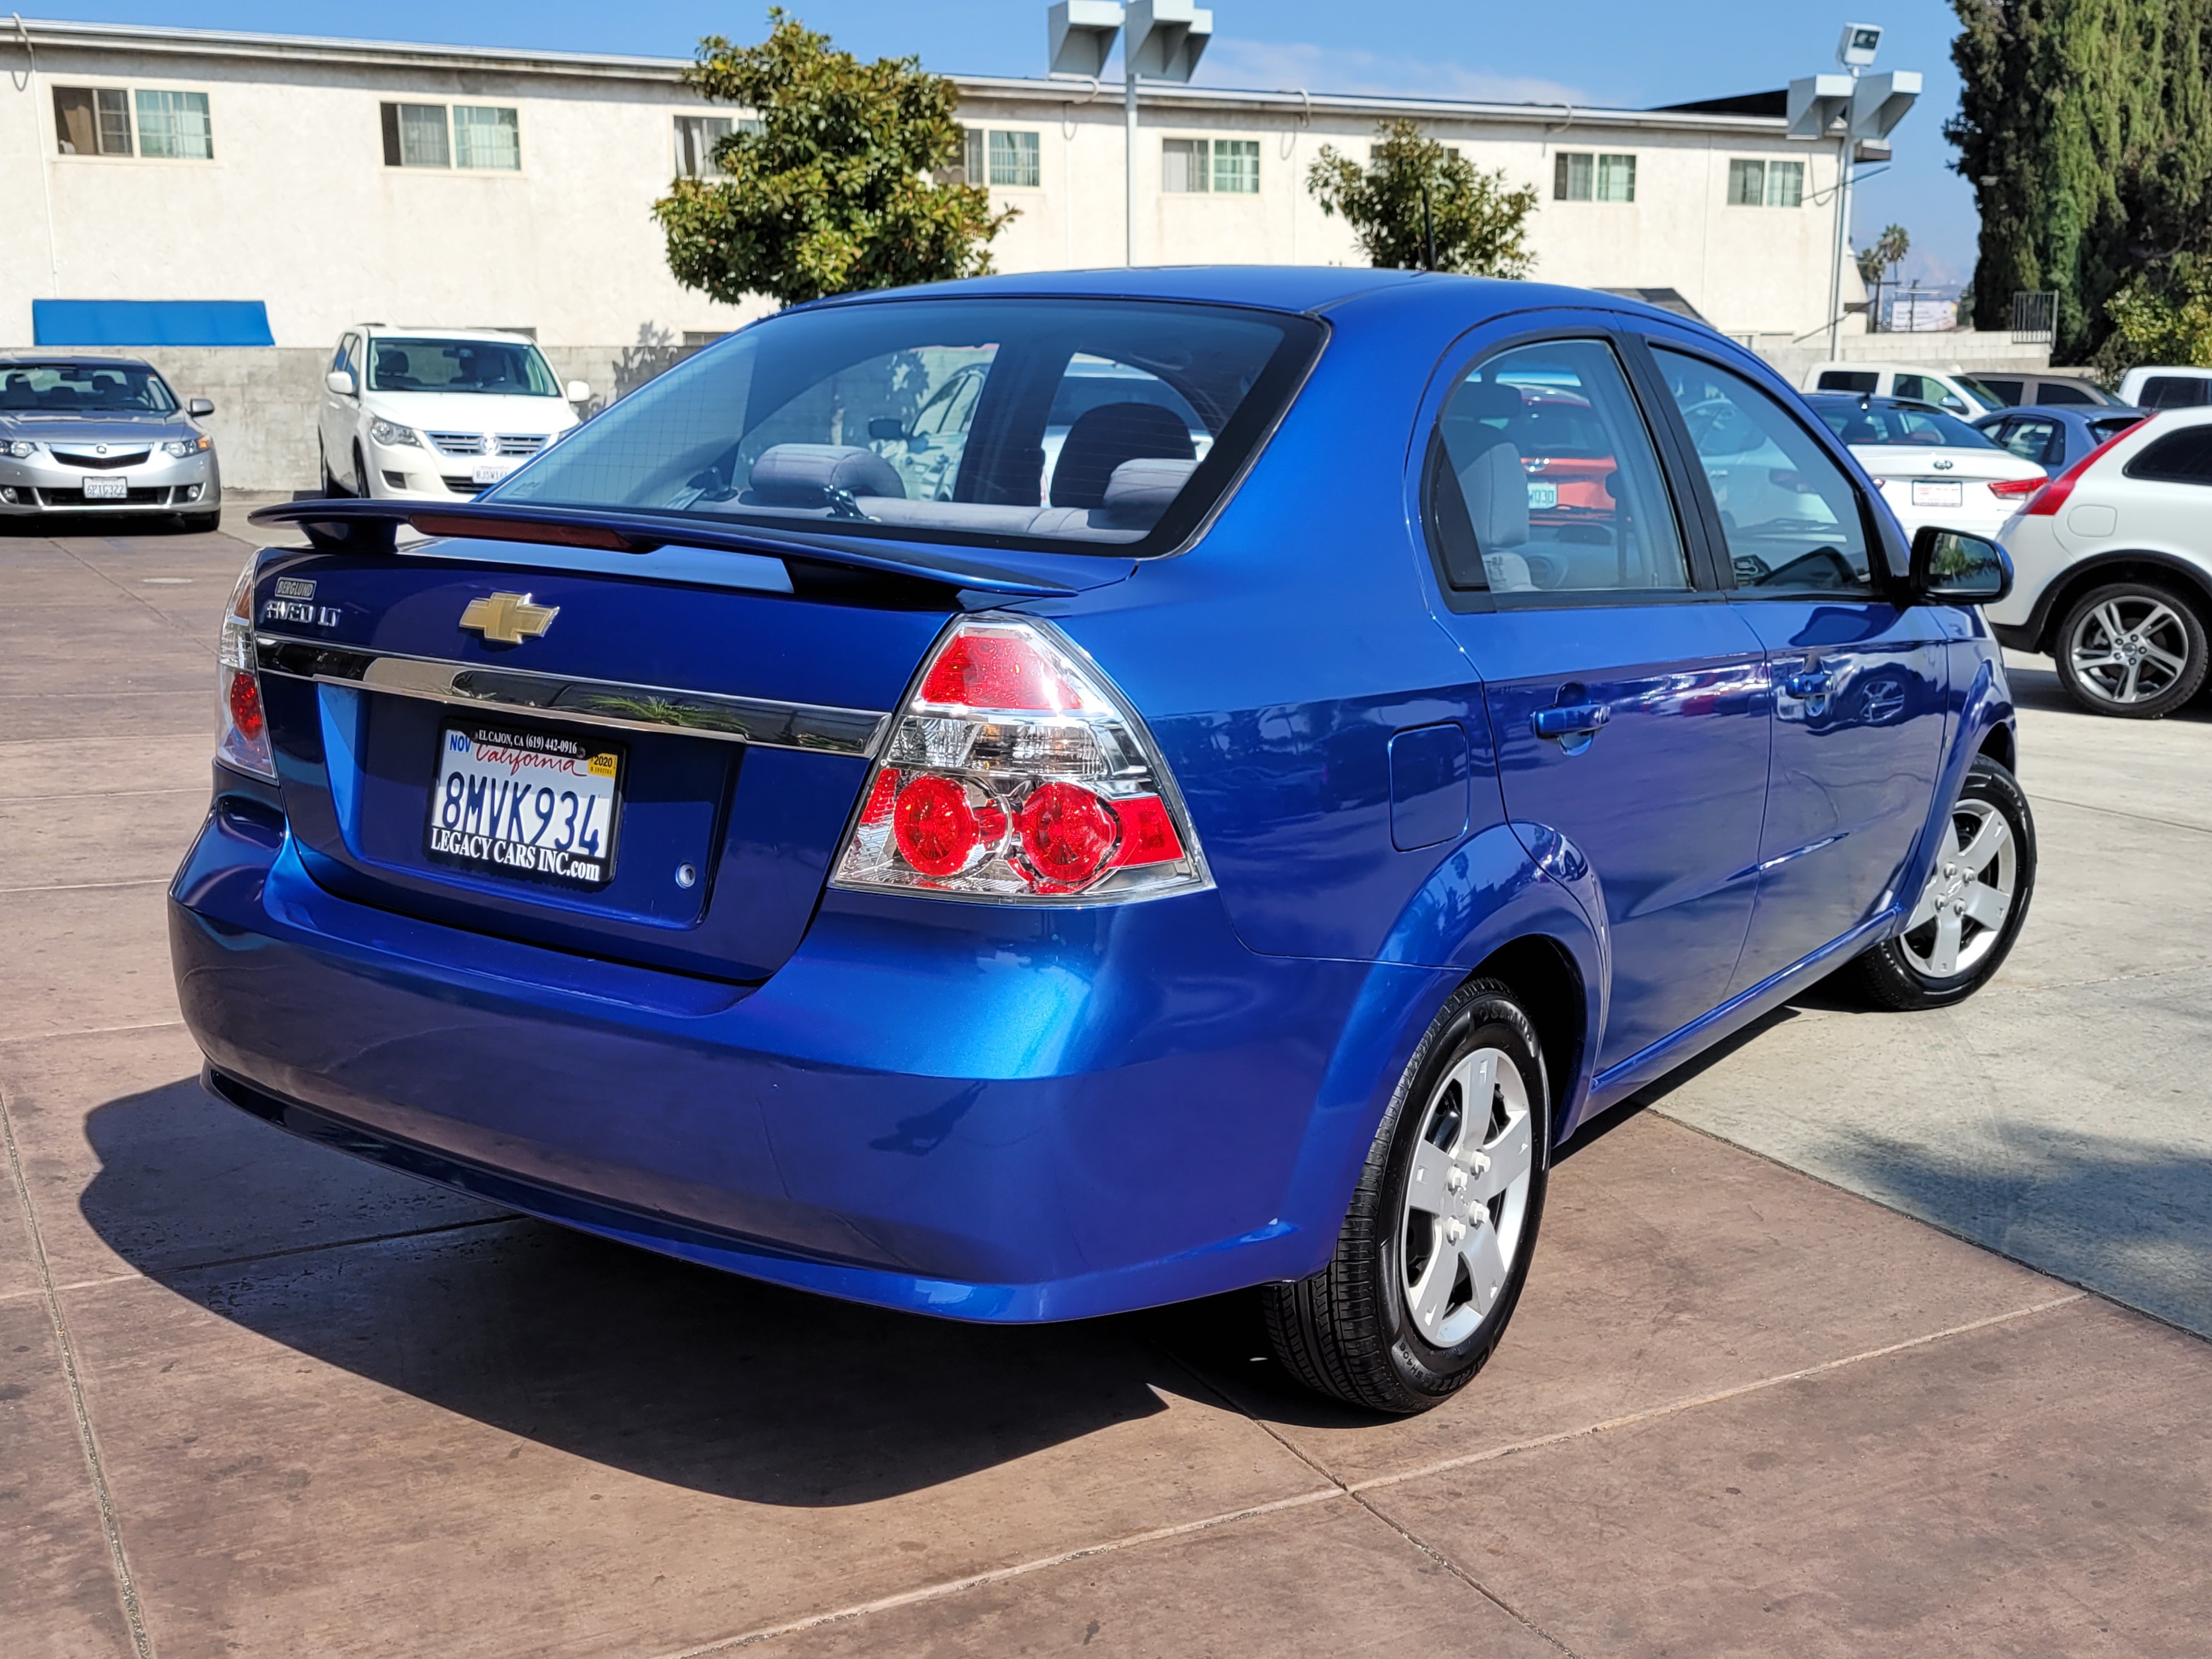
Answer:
top-left (2123, 427), bottom-right (2212, 485)
top-left (496, 298), bottom-right (1323, 555)
top-left (1978, 377), bottom-right (2024, 406)
top-left (2141, 376), bottom-right (2212, 410)
top-left (1425, 338), bottom-right (1688, 596)
top-left (1655, 349), bottom-right (1872, 594)
top-left (1993, 417), bottom-right (2059, 466)
top-left (1817, 370), bottom-right (1878, 393)
top-left (2038, 381), bottom-right (2094, 406)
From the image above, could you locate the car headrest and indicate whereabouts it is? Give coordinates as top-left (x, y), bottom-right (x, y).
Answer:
top-left (747, 443), bottom-right (906, 505)
top-left (1458, 442), bottom-right (1529, 551)
top-left (1050, 402), bottom-right (1195, 509)
top-left (1094, 457), bottom-right (1199, 529)
top-left (1456, 381), bottom-right (1525, 424)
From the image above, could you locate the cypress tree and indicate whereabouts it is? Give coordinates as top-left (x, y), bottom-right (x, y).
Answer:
top-left (1948, 0), bottom-right (2212, 361)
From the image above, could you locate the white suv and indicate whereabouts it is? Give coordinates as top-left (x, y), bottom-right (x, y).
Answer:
top-left (319, 326), bottom-right (589, 500)
top-left (1989, 407), bottom-right (2212, 718)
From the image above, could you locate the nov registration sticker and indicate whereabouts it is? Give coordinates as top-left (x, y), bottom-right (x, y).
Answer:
top-left (426, 723), bottom-right (622, 889)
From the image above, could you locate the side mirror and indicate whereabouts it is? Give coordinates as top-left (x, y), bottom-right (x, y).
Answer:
top-left (867, 416), bottom-right (909, 442)
top-left (186, 397), bottom-right (215, 417)
top-left (564, 380), bottom-right (591, 403)
top-left (325, 369), bottom-right (357, 397)
top-left (1909, 524), bottom-right (2012, 606)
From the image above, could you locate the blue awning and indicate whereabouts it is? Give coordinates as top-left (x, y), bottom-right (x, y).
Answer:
top-left (32, 300), bottom-right (274, 347)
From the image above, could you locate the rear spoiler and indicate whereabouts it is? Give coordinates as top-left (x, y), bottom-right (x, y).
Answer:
top-left (246, 498), bottom-right (1102, 600)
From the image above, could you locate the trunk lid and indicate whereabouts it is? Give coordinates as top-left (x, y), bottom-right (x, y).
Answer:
top-left (249, 529), bottom-right (1120, 981)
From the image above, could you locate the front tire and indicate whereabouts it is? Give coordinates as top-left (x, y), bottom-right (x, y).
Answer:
top-left (1262, 979), bottom-right (1550, 1415)
top-left (178, 511), bottom-right (221, 534)
top-left (2053, 581), bottom-right (2208, 719)
top-left (353, 442), bottom-right (373, 499)
top-left (1842, 754), bottom-right (2035, 1011)
top-left (320, 439), bottom-right (347, 498)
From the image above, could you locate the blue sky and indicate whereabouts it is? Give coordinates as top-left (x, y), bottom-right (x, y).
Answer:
top-left (29, 0), bottom-right (1976, 284)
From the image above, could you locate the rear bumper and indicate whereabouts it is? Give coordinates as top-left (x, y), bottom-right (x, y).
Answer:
top-left (170, 799), bottom-right (1418, 1322)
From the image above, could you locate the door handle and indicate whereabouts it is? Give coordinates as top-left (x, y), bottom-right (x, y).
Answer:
top-left (1532, 703), bottom-right (1611, 741)
top-left (1784, 670), bottom-right (1833, 699)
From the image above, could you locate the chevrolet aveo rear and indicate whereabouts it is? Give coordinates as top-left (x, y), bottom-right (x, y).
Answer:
top-left (173, 273), bottom-right (2033, 1414)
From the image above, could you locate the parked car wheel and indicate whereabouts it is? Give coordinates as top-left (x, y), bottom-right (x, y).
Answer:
top-left (1262, 978), bottom-right (1549, 1415)
top-left (352, 442), bottom-right (371, 500)
top-left (2053, 581), bottom-right (2209, 719)
top-left (1842, 756), bottom-right (2036, 1011)
top-left (320, 440), bottom-right (347, 498)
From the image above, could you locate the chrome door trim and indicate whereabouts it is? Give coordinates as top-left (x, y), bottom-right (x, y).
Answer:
top-left (255, 636), bottom-right (888, 758)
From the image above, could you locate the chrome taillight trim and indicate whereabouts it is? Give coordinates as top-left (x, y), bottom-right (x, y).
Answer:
top-left (254, 636), bottom-right (889, 758)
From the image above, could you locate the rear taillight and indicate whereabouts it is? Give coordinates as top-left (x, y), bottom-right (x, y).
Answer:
top-left (829, 614), bottom-right (1207, 903)
top-left (2023, 427), bottom-right (2132, 517)
top-left (1987, 477), bottom-right (2044, 500)
top-left (216, 558), bottom-right (276, 780)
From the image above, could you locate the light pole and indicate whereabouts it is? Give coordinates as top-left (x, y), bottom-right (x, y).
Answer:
top-left (1048, 1), bottom-right (1211, 267)
top-left (1789, 25), bottom-right (1917, 357)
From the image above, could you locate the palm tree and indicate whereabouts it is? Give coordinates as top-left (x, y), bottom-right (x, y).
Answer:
top-left (1857, 224), bottom-right (1911, 331)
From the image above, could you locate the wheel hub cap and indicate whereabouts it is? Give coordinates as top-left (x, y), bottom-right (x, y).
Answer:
top-left (1399, 1046), bottom-right (1536, 1348)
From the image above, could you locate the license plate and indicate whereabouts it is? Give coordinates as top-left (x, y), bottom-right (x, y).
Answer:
top-left (472, 461), bottom-right (514, 484)
top-left (1526, 482), bottom-right (1559, 510)
top-left (425, 723), bottom-right (622, 888)
top-left (82, 476), bottom-right (128, 500)
top-left (1911, 481), bottom-right (1963, 507)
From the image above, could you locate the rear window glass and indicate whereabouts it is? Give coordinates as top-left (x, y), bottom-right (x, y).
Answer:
top-left (1809, 399), bottom-right (1995, 449)
top-left (367, 337), bottom-right (561, 396)
top-left (1816, 370), bottom-right (1878, 393)
top-left (2141, 376), bottom-right (2212, 410)
top-left (495, 298), bottom-right (1322, 554)
top-left (2124, 427), bottom-right (2212, 485)
top-left (0, 362), bottom-right (177, 413)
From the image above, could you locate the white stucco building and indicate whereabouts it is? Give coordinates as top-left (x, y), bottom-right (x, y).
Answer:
top-left (2, 17), bottom-right (1863, 356)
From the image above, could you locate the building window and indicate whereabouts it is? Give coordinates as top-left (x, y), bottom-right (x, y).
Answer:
top-left (380, 103), bottom-right (521, 170)
top-left (989, 129), bottom-right (1041, 187)
top-left (454, 105), bottom-right (521, 170)
top-left (1728, 158), bottom-right (1803, 207)
top-left (1555, 151), bottom-right (1636, 203)
top-left (1163, 137), bottom-right (1260, 194)
top-left (675, 115), bottom-right (732, 177)
top-left (54, 86), bottom-right (212, 158)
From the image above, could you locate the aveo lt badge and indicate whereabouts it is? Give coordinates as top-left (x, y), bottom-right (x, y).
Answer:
top-left (459, 592), bottom-right (559, 645)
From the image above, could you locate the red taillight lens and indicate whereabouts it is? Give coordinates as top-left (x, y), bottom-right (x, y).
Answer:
top-left (216, 557), bottom-right (278, 781)
top-left (831, 616), bottom-right (1206, 903)
top-left (1987, 476), bottom-right (2044, 500)
top-left (2023, 427), bottom-right (2132, 516)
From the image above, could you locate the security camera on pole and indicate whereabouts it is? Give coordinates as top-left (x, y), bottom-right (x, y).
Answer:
top-left (1789, 24), bottom-right (1918, 355)
top-left (1047, 0), bottom-right (1212, 266)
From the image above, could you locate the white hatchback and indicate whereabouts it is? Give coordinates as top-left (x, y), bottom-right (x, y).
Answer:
top-left (1988, 407), bottom-right (2212, 718)
top-left (1803, 394), bottom-right (2047, 541)
top-left (318, 327), bottom-right (589, 501)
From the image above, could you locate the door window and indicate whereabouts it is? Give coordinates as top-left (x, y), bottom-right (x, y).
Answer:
top-left (2038, 381), bottom-right (2094, 405)
top-left (1426, 339), bottom-right (1689, 595)
top-left (1978, 378), bottom-right (2024, 406)
top-left (1653, 348), bottom-right (1874, 594)
top-left (1993, 416), bottom-right (2059, 466)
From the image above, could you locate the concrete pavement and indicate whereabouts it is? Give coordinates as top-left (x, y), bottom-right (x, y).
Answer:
top-left (4, 516), bottom-right (2209, 1657)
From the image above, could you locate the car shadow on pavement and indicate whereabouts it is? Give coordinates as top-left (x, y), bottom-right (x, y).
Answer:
top-left (2005, 657), bottom-right (2212, 724)
top-left (77, 1074), bottom-right (1202, 1505)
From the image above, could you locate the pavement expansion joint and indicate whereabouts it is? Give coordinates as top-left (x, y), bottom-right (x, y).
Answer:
top-left (2029, 792), bottom-right (2212, 839)
top-left (0, 877), bottom-right (173, 896)
top-left (0, 1073), bottom-right (155, 1659)
top-left (0, 1019), bottom-right (187, 1048)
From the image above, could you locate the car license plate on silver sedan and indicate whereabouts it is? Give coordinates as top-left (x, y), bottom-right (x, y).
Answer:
top-left (1911, 480), bottom-right (1963, 507)
top-left (425, 723), bottom-right (622, 888)
top-left (82, 476), bottom-right (128, 500)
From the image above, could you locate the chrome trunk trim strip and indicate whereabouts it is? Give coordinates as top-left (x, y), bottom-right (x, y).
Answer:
top-left (256, 636), bottom-right (888, 757)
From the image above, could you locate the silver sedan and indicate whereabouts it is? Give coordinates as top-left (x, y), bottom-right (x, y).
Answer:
top-left (0, 354), bottom-right (222, 530)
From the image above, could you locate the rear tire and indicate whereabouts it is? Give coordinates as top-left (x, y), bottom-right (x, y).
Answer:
top-left (1841, 755), bottom-right (2035, 1011)
top-left (1262, 978), bottom-right (1550, 1415)
top-left (2052, 581), bottom-right (2208, 719)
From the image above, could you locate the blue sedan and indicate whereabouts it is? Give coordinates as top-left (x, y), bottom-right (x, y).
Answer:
top-left (173, 269), bottom-right (2033, 1415)
top-left (1973, 402), bottom-right (2147, 475)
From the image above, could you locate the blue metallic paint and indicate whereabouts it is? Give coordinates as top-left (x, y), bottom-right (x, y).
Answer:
top-left (170, 272), bottom-right (2017, 1324)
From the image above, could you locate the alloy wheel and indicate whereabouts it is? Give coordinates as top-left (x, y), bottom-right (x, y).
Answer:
top-left (2067, 595), bottom-right (2192, 708)
top-left (1899, 797), bottom-right (2017, 979)
top-left (1399, 1045), bottom-right (1536, 1348)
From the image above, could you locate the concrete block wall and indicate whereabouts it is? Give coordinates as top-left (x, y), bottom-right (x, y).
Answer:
top-left (127, 343), bottom-right (701, 493)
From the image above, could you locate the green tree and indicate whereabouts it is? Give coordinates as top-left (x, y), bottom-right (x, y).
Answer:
top-left (1857, 223), bottom-right (1911, 324)
top-left (1307, 119), bottom-right (1538, 277)
top-left (653, 9), bottom-right (1014, 307)
top-left (1948, 0), bottom-right (2212, 361)
top-left (2101, 253), bottom-right (2212, 374)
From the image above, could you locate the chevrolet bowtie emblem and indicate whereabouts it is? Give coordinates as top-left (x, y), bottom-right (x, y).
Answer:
top-left (459, 591), bottom-right (558, 645)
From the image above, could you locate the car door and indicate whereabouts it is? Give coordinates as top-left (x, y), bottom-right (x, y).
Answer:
top-left (1645, 341), bottom-right (1949, 991)
top-left (1421, 326), bottom-right (1770, 1072)
top-left (319, 332), bottom-right (357, 479)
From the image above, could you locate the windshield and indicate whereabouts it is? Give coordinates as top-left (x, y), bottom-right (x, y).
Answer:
top-left (1955, 375), bottom-right (2004, 410)
top-left (1810, 399), bottom-right (1996, 449)
top-left (367, 337), bottom-right (561, 396)
top-left (0, 363), bottom-right (179, 415)
top-left (493, 297), bottom-right (1322, 553)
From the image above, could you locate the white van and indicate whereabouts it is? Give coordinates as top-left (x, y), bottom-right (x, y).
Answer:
top-left (1799, 362), bottom-right (2004, 419)
top-left (2115, 366), bottom-right (2212, 411)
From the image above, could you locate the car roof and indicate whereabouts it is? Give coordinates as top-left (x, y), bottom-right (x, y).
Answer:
top-left (1808, 362), bottom-right (1969, 376)
top-left (1805, 393), bottom-right (1953, 410)
top-left (1974, 403), bottom-right (2146, 422)
top-left (0, 353), bottom-right (161, 371)
top-left (355, 326), bottom-right (540, 344)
